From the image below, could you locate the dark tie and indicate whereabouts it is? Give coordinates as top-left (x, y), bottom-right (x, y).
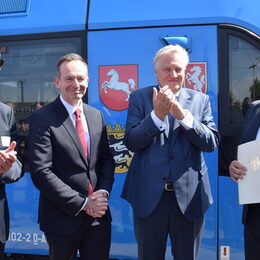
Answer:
top-left (168, 113), bottom-right (175, 138)
top-left (74, 109), bottom-right (93, 195)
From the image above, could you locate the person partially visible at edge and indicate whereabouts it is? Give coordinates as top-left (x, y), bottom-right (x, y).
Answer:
top-left (28, 53), bottom-right (115, 260)
top-left (121, 44), bottom-right (220, 260)
top-left (229, 100), bottom-right (260, 260)
top-left (0, 102), bottom-right (22, 260)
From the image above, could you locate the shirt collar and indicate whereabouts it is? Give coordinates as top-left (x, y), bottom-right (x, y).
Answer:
top-left (59, 95), bottom-right (84, 117)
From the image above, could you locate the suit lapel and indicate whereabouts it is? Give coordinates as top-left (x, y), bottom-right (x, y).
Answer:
top-left (54, 98), bottom-right (89, 168)
top-left (83, 104), bottom-right (99, 185)
top-left (170, 88), bottom-right (191, 145)
top-left (178, 87), bottom-right (192, 109)
top-left (83, 104), bottom-right (95, 165)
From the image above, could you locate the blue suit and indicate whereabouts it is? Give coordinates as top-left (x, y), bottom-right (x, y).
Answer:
top-left (121, 86), bottom-right (219, 260)
top-left (239, 100), bottom-right (260, 260)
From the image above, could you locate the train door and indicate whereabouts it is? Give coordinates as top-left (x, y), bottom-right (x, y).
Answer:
top-left (88, 25), bottom-right (219, 259)
top-left (218, 25), bottom-right (260, 260)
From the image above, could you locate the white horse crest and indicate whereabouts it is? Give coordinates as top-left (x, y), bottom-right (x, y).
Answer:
top-left (102, 69), bottom-right (136, 101)
top-left (186, 65), bottom-right (205, 92)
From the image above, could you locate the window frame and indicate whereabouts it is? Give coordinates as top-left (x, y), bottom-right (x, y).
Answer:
top-left (218, 25), bottom-right (260, 176)
top-left (0, 30), bottom-right (87, 102)
top-left (218, 25), bottom-right (260, 136)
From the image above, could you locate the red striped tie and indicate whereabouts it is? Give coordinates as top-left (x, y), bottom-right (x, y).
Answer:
top-left (74, 109), bottom-right (93, 195)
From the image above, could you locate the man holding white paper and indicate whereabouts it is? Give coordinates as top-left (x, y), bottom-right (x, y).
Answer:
top-left (229, 100), bottom-right (260, 260)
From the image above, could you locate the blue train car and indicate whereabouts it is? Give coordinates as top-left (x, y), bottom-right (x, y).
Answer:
top-left (0, 0), bottom-right (259, 259)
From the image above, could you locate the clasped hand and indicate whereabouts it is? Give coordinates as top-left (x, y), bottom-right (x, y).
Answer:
top-left (83, 190), bottom-right (108, 218)
top-left (0, 141), bottom-right (17, 174)
top-left (153, 85), bottom-right (187, 121)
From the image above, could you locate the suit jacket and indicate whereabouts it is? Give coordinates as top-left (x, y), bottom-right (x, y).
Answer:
top-left (240, 100), bottom-right (260, 224)
top-left (0, 102), bottom-right (22, 243)
top-left (121, 86), bottom-right (219, 221)
top-left (28, 97), bottom-right (114, 235)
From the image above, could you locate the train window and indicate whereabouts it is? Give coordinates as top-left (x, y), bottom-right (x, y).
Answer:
top-left (218, 26), bottom-right (260, 176)
top-left (0, 36), bottom-right (82, 172)
top-left (229, 35), bottom-right (260, 120)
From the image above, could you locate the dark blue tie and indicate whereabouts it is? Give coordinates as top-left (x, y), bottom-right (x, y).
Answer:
top-left (168, 113), bottom-right (175, 139)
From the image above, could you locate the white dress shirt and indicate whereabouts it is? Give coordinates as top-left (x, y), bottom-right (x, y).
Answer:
top-left (60, 95), bottom-right (90, 156)
top-left (151, 90), bottom-right (194, 136)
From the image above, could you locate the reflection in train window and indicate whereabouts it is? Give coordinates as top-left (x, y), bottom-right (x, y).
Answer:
top-left (218, 27), bottom-right (260, 176)
top-left (229, 35), bottom-right (260, 123)
top-left (0, 36), bottom-right (81, 172)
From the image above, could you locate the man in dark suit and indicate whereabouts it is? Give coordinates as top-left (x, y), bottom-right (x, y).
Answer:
top-left (28, 53), bottom-right (115, 260)
top-left (0, 102), bottom-right (22, 260)
top-left (121, 45), bottom-right (219, 260)
top-left (229, 100), bottom-right (260, 260)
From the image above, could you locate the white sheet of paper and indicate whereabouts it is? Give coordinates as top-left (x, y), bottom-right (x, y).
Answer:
top-left (238, 139), bottom-right (260, 204)
top-left (1, 136), bottom-right (10, 147)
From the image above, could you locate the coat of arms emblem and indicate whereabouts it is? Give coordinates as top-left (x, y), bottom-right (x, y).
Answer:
top-left (99, 65), bottom-right (138, 110)
top-left (185, 62), bottom-right (207, 93)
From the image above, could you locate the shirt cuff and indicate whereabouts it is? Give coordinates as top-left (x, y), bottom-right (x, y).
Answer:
top-left (76, 198), bottom-right (88, 216)
top-left (99, 189), bottom-right (110, 198)
top-left (151, 110), bottom-right (167, 132)
top-left (179, 110), bottom-right (194, 129)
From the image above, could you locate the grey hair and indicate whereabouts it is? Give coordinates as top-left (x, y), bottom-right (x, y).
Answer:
top-left (153, 44), bottom-right (189, 70)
